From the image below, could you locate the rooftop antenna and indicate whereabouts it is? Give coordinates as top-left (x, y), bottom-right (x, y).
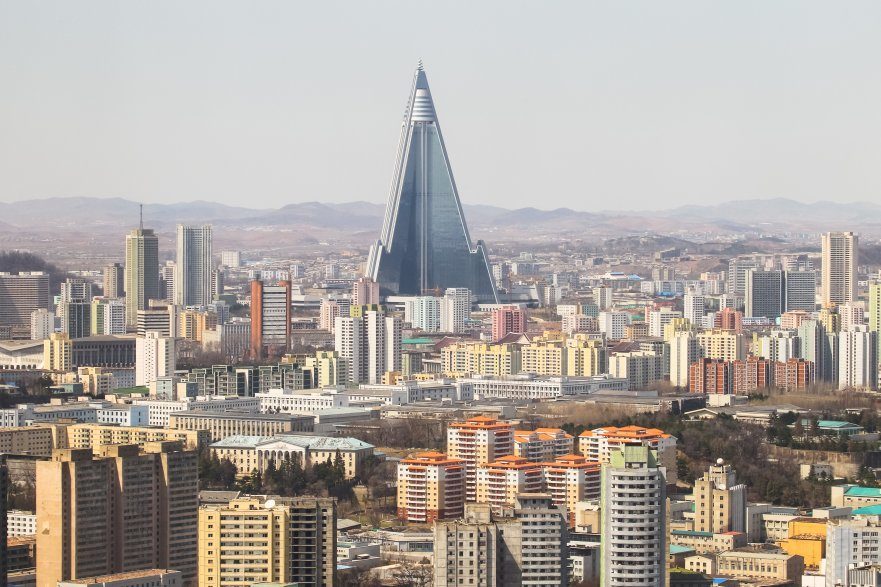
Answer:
top-left (139, 203), bottom-right (143, 230)
top-left (417, 58), bottom-right (424, 71)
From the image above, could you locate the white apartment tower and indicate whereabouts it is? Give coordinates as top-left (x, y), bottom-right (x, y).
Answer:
top-left (838, 325), bottom-right (878, 391)
top-left (441, 287), bottom-right (471, 333)
top-left (334, 310), bottom-right (401, 384)
top-left (600, 446), bottom-right (666, 587)
top-left (684, 290), bottom-right (706, 326)
top-left (821, 231), bottom-right (858, 307)
top-left (136, 331), bottom-right (176, 386)
top-left (175, 224), bottom-right (214, 307)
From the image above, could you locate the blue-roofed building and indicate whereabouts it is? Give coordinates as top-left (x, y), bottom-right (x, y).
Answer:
top-left (832, 484), bottom-right (881, 509)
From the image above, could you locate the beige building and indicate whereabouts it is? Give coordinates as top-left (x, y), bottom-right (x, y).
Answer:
top-left (208, 434), bottom-right (374, 479)
top-left (198, 496), bottom-right (336, 587)
top-left (578, 425), bottom-right (678, 484)
top-left (715, 550), bottom-right (804, 582)
top-left (58, 569), bottom-right (183, 587)
top-left (476, 455), bottom-right (543, 509)
top-left (0, 425), bottom-right (55, 456)
top-left (44, 332), bottom-right (72, 372)
top-left (55, 423), bottom-right (208, 452)
top-left (542, 454), bottom-right (601, 525)
top-left (447, 416), bottom-right (514, 501)
top-left (301, 351), bottom-right (347, 388)
top-left (693, 460), bottom-right (747, 534)
top-left (441, 342), bottom-right (522, 377)
top-left (565, 335), bottom-right (607, 377)
top-left (821, 231), bottom-right (858, 307)
top-left (697, 329), bottom-right (746, 362)
top-left (36, 442), bottom-right (198, 587)
top-left (167, 411), bottom-right (313, 442)
top-left (670, 530), bottom-right (747, 554)
top-left (77, 367), bottom-right (116, 396)
top-left (513, 428), bottom-right (574, 462)
top-left (396, 451), bottom-right (465, 523)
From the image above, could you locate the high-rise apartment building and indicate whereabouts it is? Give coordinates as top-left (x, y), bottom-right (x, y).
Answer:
top-left (334, 310), bottom-right (401, 384)
top-left (684, 290), bottom-right (706, 326)
top-left (103, 263), bottom-right (125, 299)
top-left (249, 279), bottom-right (291, 359)
top-left (198, 496), bottom-right (336, 587)
top-left (219, 250), bottom-right (240, 268)
top-left (0, 272), bottom-right (50, 332)
top-left (838, 325), bottom-right (878, 391)
top-left (124, 227), bottom-right (160, 327)
top-left (542, 454), bottom-right (601, 525)
top-left (579, 425), bottom-right (677, 485)
top-left (62, 302), bottom-right (91, 339)
top-left (441, 342), bottom-right (522, 377)
top-left (697, 329), bottom-right (746, 362)
top-left (36, 442), bottom-right (198, 587)
top-left (598, 311), bottom-right (628, 341)
top-left (727, 257), bottom-right (760, 296)
top-left (136, 331), bottom-right (175, 386)
top-left (403, 296), bottom-right (441, 332)
top-left (366, 65), bottom-right (498, 303)
top-left (476, 456), bottom-right (543, 509)
top-left (689, 358), bottom-right (733, 395)
top-left (30, 308), bottom-right (55, 340)
top-left (440, 287), bottom-right (471, 333)
top-left (670, 331), bottom-right (701, 387)
top-left (871, 282), bottom-right (881, 362)
top-left (593, 286), bottom-right (613, 311)
top-left (433, 496), bottom-right (568, 587)
top-left (608, 351), bottom-right (664, 390)
top-left (352, 276), bottom-right (380, 306)
top-left (91, 298), bottom-right (126, 335)
top-left (397, 451), bottom-right (465, 523)
top-left (44, 332), bottom-right (72, 371)
top-left (175, 225), bottom-right (213, 307)
top-left (318, 298), bottom-right (350, 334)
top-left (821, 231), bottom-right (858, 307)
top-left (600, 446), bottom-right (666, 587)
top-left (797, 319), bottom-right (837, 383)
top-left (693, 459), bottom-right (747, 533)
top-left (513, 428), bottom-right (574, 462)
top-left (491, 306), bottom-right (527, 341)
top-left (715, 307), bottom-right (744, 333)
top-left (159, 261), bottom-right (176, 303)
top-left (447, 416), bottom-right (514, 502)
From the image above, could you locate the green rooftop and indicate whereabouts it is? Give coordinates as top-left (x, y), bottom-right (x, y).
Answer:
top-left (845, 486), bottom-right (881, 497)
top-left (402, 337), bottom-right (434, 345)
top-left (853, 504), bottom-right (881, 515)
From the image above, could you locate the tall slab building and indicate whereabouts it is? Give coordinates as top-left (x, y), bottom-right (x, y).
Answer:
top-left (175, 224), bottom-right (213, 307)
top-left (367, 64), bottom-right (498, 303)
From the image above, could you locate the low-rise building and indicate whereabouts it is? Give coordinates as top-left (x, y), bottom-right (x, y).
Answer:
top-left (209, 434), bottom-right (375, 479)
top-left (669, 530), bottom-right (747, 554)
top-left (167, 411), bottom-right (313, 442)
top-left (57, 569), bottom-right (183, 587)
top-left (715, 549), bottom-right (804, 582)
top-left (256, 388), bottom-right (350, 413)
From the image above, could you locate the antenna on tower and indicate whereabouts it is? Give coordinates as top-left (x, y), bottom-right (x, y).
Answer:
top-left (139, 204), bottom-right (143, 230)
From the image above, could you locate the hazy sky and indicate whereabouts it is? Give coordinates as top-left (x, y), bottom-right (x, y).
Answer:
top-left (2, 1), bottom-right (880, 211)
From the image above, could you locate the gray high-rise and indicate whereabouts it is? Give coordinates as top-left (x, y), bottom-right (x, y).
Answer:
top-left (367, 64), bottom-right (498, 303)
top-left (175, 224), bottom-right (213, 307)
top-left (125, 228), bottom-right (160, 327)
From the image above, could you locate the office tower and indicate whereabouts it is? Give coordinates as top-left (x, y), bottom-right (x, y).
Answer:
top-left (727, 257), bottom-right (759, 296)
top-left (0, 271), bottom-right (51, 333)
top-left (822, 231), bottom-right (858, 307)
top-left (440, 287), bottom-right (471, 333)
top-left (137, 304), bottom-right (179, 337)
top-left (30, 308), bottom-right (54, 340)
top-left (352, 276), bottom-right (380, 306)
top-left (159, 261), bottom-right (176, 303)
top-left (403, 296), bottom-right (441, 331)
top-left (62, 301), bottom-right (91, 339)
top-left (598, 311), bottom-right (628, 340)
top-left (366, 64), bottom-right (498, 303)
top-left (249, 279), bottom-right (291, 359)
top-left (600, 446), bottom-right (666, 587)
top-left (745, 269), bottom-right (783, 319)
top-left (447, 417), bottom-right (514, 502)
top-left (44, 332), bottom-right (72, 371)
top-left (593, 286), bottom-right (613, 311)
top-left (175, 225), bottom-right (213, 307)
top-left (102, 263), bottom-right (125, 298)
top-left (219, 250), bottom-right (240, 268)
top-left (136, 331), bottom-right (175, 386)
top-left (784, 270), bottom-right (817, 312)
top-left (334, 310), bottom-right (401, 384)
top-left (578, 426), bottom-right (677, 485)
top-left (36, 442), bottom-right (198, 587)
top-left (199, 496), bottom-right (336, 587)
top-left (433, 496), bottom-right (568, 587)
top-left (693, 459), bottom-right (746, 533)
top-left (124, 226), bottom-right (160, 327)
top-left (491, 306), bottom-right (527, 341)
top-left (91, 298), bottom-right (126, 335)
top-left (684, 290), bottom-right (705, 326)
top-left (838, 325), bottom-right (878, 391)
top-left (397, 451), bottom-right (465, 522)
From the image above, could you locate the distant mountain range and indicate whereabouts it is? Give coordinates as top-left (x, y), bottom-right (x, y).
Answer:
top-left (1, 196), bottom-right (880, 239)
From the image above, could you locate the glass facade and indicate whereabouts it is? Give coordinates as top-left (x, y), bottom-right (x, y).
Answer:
top-left (368, 68), bottom-right (498, 303)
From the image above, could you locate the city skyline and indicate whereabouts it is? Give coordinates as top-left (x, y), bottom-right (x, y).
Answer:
top-left (3, 2), bottom-right (881, 211)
